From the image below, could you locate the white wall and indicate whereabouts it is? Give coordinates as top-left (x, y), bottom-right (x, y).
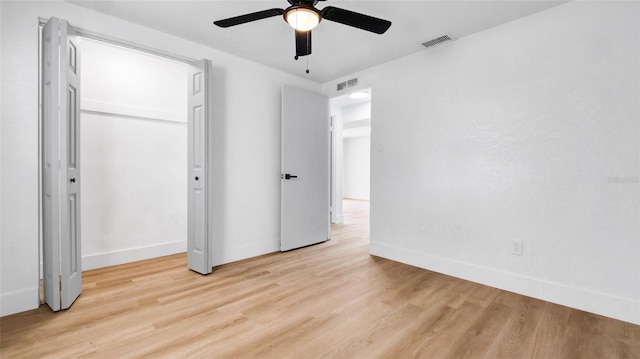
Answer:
top-left (329, 106), bottom-right (344, 224)
top-left (342, 102), bottom-right (371, 124)
top-left (343, 136), bottom-right (370, 200)
top-left (342, 102), bottom-right (371, 201)
top-left (0, 0), bottom-right (320, 316)
top-left (81, 39), bottom-right (188, 270)
top-left (325, 1), bottom-right (640, 324)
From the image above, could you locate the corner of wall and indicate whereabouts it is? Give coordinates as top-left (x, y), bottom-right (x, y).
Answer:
top-left (0, 288), bottom-right (40, 317)
top-left (370, 242), bottom-right (640, 325)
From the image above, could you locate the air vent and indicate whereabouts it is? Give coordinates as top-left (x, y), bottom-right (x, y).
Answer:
top-left (421, 34), bottom-right (455, 49)
top-left (337, 78), bottom-right (358, 91)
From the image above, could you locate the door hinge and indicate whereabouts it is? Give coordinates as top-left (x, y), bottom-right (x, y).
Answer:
top-left (59, 275), bottom-right (63, 304)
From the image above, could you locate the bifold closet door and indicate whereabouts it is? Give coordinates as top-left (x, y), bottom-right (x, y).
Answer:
top-left (42, 17), bottom-right (82, 311)
top-left (187, 59), bottom-right (213, 275)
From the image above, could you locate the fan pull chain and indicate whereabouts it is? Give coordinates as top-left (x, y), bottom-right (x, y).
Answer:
top-left (293, 54), bottom-right (310, 74)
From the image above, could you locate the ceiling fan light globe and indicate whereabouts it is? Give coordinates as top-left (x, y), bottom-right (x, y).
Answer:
top-left (285, 7), bottom-right (320, 31)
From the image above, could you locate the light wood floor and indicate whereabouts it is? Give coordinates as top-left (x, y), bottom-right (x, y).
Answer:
top-left (1, 199), bottom-right (639, 358)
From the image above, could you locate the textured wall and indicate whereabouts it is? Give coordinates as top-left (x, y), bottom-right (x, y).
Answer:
top-left (321, 1), bottom-right (640, 324)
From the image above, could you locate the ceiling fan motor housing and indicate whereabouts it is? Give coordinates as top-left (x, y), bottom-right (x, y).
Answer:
top-left (287, 0), bottom-right (323, 6)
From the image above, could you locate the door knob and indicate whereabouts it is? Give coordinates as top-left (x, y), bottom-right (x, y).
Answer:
top-left (195, 176), bottom-right (199, 181)
top-left (284, 174), bottom-right (298, 180)
top-left (70, 178), bottom-right (76, 183)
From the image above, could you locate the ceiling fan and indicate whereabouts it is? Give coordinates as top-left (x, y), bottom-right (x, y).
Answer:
top-left (213, 0), bottom-right (392, 60)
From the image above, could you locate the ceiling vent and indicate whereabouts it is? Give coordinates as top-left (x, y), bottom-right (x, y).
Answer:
top-left (421, 34), bottom-right (455, 49)
top-left (337, 77), bottom-right (358, 91)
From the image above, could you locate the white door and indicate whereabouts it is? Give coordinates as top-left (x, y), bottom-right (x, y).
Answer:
top-left (187, 59), bottom-right (212, 274)
top-left (42, 17), bottom-right (82, 311)
top-left (281, 85), bottom-right (330, 251)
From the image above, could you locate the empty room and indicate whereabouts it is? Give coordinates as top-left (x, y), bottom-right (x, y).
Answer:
top-left (1, 0), bottom-right (639, 358)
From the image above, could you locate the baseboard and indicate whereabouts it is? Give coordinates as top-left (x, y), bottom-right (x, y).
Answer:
top-left (370, 241), bottom-right (640, 325)
top-left (0, 287), bottom-right (39, 317)
top-left (211, 239), bottom-right (280, 267)
top-left (82, 240), bottom-right (186, 271)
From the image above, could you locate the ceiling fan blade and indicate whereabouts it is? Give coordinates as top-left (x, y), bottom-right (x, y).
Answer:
top-left (214, 8), bottom-right (284, 28)
top-left (321, 6), bottom-right (391, 34)
top-left (295, 30), bottom-right (312, 57)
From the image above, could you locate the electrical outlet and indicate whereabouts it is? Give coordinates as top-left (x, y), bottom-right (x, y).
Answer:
top-left (511, 239), bottom-right (523, 256)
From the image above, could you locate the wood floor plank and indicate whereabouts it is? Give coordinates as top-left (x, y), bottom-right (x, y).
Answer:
top-left (1, 199), bottom-right (638, 358)
top-left (400, 301), bottom-right (487, 358)
top-left (446, 301), bottom-right (515, 358)
top-left (529, 302), bottom-right (574, 358)
top-left (482, 295), bottom-right (546, 359)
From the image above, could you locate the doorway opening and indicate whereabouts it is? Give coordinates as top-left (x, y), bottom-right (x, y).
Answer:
top-left (329, 89), bottom-right (371, 238)
top-left (38, 29), bottom-right (195, 304)
top-left (79, 38), bottom-right (190, 269)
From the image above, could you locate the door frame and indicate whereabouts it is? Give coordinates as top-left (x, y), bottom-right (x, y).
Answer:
top-left (330, 113), bottom-right (343, 224)
top-left (328, 87), bottom-right (373, 225)
top-left (37, 18), bottom-right (213, 306)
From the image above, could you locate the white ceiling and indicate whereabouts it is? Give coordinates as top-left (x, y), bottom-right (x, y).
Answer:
top-left (68, 0), bottom-right (568, 83)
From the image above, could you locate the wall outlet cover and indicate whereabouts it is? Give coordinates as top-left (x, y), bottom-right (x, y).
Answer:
top-left (511, 239), bottom-right (523, 256)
